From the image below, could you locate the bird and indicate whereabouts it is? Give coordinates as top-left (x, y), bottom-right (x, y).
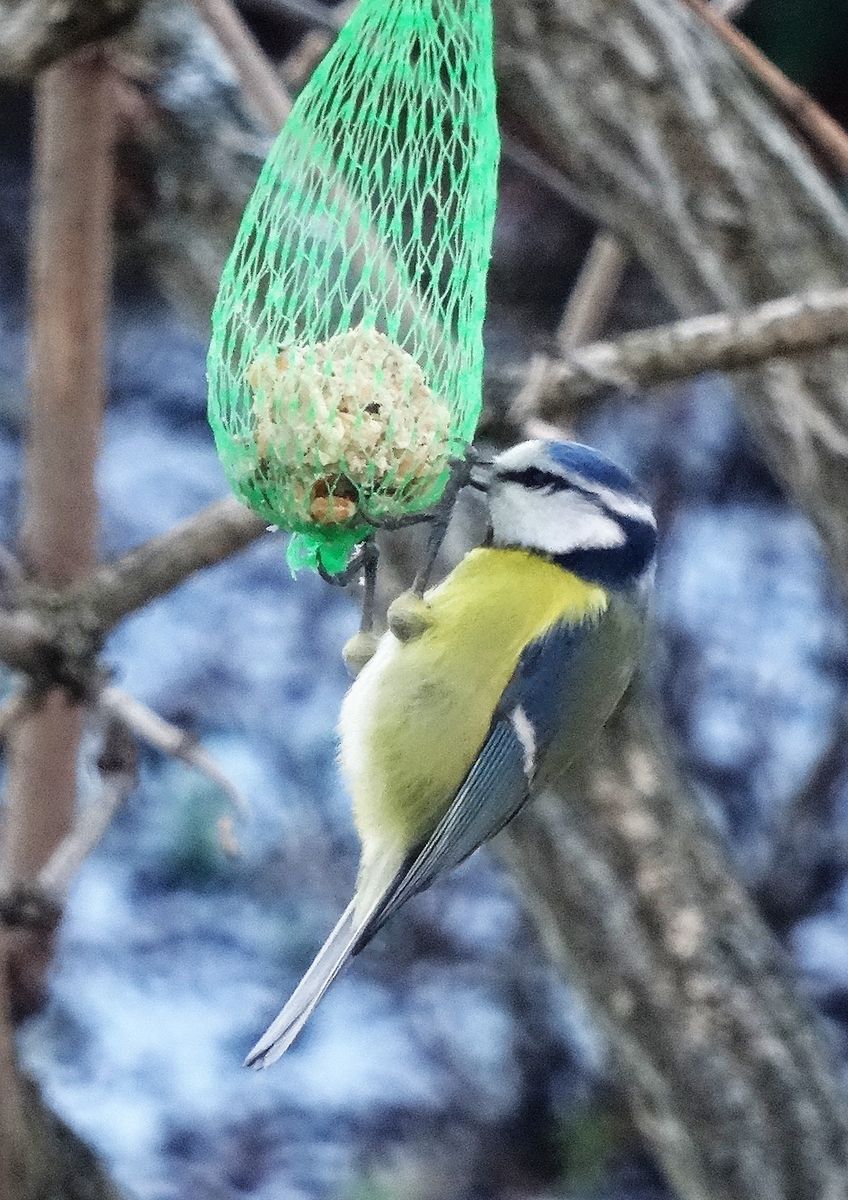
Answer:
top-left (245, 438), bottom-right (657, 1068)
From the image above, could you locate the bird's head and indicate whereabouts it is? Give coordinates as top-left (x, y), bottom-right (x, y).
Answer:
top-left (483, 440), bottom-right (657, 590)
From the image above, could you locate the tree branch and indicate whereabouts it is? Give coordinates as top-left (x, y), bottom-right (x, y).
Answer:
top-left (0, 0), bottom-right (142, 78)
top-left (497, 696), bottom-right (848, 1200)
top-left (0, 498), bottom-right (264, 698)
top-left (34, 717), bottom-right (139, 903)
top-left (190, 0), bottom-right (293, 128)
top-left (100, 686), bottom-right (250, 818)
top-left (69, 497), bottom-right (267, 634)
top-left (681, 0), bottom-right (848, 176)
top-left (1, 55), bottom-right (116, 1040)
top-left (3, 54), bottom-right (114, 901)
top-left (500, 288), bottom-right (848, 422)
top-left (555, 232), bottom-right (630, 352)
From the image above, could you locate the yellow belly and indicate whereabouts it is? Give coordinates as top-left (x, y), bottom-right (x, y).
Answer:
top-left (338, 548), bottom-right (608, 863)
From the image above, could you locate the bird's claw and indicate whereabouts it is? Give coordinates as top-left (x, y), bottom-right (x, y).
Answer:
top-left (342, 630), bottom-right (381, 676)
top-left (387, 591), bottom-right (432, 642)
top-left (318, 449), bottom-right (482, 648)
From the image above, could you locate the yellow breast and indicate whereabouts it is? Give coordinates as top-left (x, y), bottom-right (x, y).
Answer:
top-left (338, 548), bottom-right (608, 865)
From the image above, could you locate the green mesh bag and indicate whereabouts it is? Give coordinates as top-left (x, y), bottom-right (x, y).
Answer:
top-left (207, 0), bottom-right (500, 574)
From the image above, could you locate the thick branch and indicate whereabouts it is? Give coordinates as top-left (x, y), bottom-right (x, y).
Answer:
top-left (69, 497), bottom-right (266, 633)
top-left (0, 0), bottom-right (142, 78)
top-left (4, 56), bottom-right (114, 898)
top-left (0, 499), bottom-right (265, 693)
top-left (498, 697), bottom-right (848, 1200)
top-left (501, 288), bottom-right (848, 422)
top-left (2, 57), bottom-right (115, 1043)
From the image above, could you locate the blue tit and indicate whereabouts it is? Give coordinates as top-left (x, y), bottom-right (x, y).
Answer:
top-left (246, 438), bottom-right (657, 1068)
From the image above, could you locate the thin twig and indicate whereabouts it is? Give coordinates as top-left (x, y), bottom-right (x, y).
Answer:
top-left (500, 133), bottom-right (579, 209)
top-left (100, 686), bottom-right (250, 818)
top-left (36, 717), bottom-right (139, 900)
top-left (280, 28), bottom-right (331, 90)
top-left (0, 661), bottom-right (248, 906)
top-left (191, 0), bottom-right (292, 128)
top-left (279, 0), bottom-right (357, 90)
top-left (555, 232), bottom-right (630, 352)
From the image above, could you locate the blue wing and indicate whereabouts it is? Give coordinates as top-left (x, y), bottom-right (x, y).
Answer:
top-left (353, 616), bottom-right (599, 950)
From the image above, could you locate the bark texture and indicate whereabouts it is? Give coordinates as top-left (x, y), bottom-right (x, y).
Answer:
top-left (2, 55), bottom-right (113, 1020)
top-left (0, 0), bottom-right (141, 77)
top-left (494, 0), bottom-right (848, 585)
top-left (499, 698), bottom-right (848, 1200)
top-left (503, 288), bottom-right (848, 420)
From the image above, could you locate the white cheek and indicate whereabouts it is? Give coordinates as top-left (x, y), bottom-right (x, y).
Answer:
top-left (490, 485), bottom-right (625, 554)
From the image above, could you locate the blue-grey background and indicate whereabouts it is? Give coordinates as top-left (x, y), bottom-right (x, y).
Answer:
top-left (3, 7), bottom-right (848, 1193)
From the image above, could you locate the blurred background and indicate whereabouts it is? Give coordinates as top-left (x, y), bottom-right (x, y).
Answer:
top-left (3, 1), bottom-right (848, 1198)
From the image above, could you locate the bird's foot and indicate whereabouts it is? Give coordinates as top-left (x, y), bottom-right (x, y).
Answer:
top-left (387, 591), bottom-right (432, 642)
top-left (342, 630), bottom-right (380, 677)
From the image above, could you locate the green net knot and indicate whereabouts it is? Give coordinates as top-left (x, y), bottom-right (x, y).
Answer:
top-left (286, 525), bottom-right (369, 576)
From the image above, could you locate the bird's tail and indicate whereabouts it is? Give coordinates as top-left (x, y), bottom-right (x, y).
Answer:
top-left (244, 897), bottom-right (368, 1069)
top-left (246, 845), bottom-right (408, 1069)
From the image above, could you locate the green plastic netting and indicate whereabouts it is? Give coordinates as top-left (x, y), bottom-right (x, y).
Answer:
top-left (207, 0), bottom-right (500, 574)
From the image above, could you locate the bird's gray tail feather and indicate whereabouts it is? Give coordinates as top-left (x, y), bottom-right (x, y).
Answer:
top-left (244, 897), bottom-right (368, 1069)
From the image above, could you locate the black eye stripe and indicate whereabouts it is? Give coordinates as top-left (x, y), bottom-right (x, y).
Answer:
top-left (497, 466), bottom-right (570, 492)
top-left (497, 467), bottom-right (606, 504)
top-left (497, 467), bottom-right (648, 526)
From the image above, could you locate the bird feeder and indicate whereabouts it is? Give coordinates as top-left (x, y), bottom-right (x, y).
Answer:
top-left (207, 0), bottom-right (500, 574)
